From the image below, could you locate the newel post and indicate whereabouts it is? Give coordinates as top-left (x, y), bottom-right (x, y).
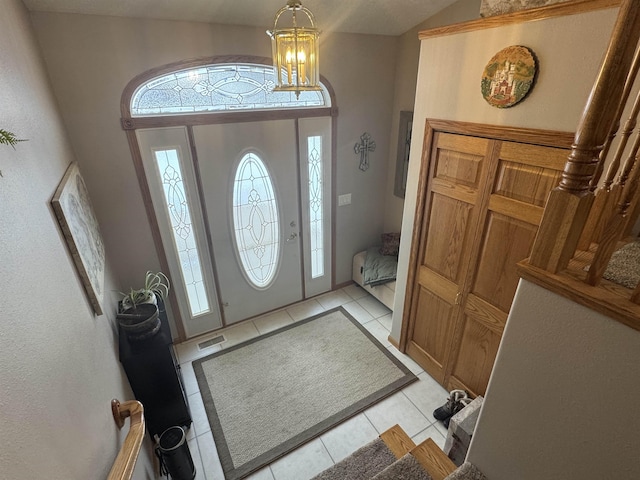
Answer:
top-left (529, 0), bottom-right (640, 273)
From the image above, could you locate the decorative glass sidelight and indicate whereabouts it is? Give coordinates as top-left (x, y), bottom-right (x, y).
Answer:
top-left (308, 135), bottom-right (324, 278)
top-left (232, 153), bottom-right (280, 288)
top-left (154, 148), bottom-right (210, 316)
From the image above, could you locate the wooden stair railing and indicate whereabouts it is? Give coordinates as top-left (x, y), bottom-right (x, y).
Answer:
top-left (528, 0), bottom-right (640, 274)
top-left (107, 399), bottom-right (145, 480)
top-left (523, 0), bottom-right (640, 330)
top-left (578, 44), bottom-right (640, 250)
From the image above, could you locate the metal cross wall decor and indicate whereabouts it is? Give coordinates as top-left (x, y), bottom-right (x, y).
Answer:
top-left (354, 132), bottom-right (376, 171)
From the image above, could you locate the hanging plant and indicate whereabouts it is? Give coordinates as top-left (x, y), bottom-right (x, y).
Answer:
top-left (0, 129), bottom-right (26, 149)
top-left (0, 129), bottom-right (27, 177)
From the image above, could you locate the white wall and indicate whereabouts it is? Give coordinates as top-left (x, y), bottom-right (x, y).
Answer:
top-left (0, 1), bottom-right (153, 478)
top-left (390, 7), bottom-right (619, 341)
top-left (383, 0), bottom-right (481, 233)
top-left (467, 280), bottom-right (640, 479)
top-left (29, 12), bottom-right (399, 297)
top-left (387, 5), bottom-right (640, 478)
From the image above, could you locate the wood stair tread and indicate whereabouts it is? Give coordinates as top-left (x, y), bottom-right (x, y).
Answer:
top-left (410, 438), bottom-right (457, 480)
top-left (379, 425), bottom-right (456, 480)
top-left (379, 424), bottom-right (416, 459)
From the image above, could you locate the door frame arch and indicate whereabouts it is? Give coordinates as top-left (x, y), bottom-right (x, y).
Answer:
top-left (121, 55), bottom-right (338, 341)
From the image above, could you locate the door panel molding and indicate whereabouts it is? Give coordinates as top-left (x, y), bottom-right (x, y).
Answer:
top-left (400, 119), bottom-right (574, 395)
top-left (464, 294), bottom-right (507, 334)
top-left (488, 195), bottom-right (544, 225)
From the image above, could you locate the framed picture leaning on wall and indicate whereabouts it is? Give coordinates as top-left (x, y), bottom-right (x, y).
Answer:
top-left (51, 162), bottom-right (106, 315)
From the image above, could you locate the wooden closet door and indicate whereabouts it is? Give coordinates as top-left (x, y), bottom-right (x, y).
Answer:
top-left (405, 132), bottom-right (496, 384)
top-left (402, 121), bottom-right (574, 397)
top-left (447, 141), bottom-right (569, 396)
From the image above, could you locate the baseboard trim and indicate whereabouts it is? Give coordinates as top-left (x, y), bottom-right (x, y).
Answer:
top-left (335, 280), bottom-right (354, 290)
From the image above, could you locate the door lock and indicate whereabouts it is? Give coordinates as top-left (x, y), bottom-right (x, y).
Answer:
top-left (454, 292), bottom-right (462, 305)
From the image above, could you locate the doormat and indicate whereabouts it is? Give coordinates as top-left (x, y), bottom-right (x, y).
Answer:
top-left (193, 307), bottom-right (417, 479)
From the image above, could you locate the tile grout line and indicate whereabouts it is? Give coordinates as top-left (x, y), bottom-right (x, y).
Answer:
top-left (362, 413), bottom-right (379, 436)
top-left (362, 410), bottom-right (382, 435)
top-left (283, 308), bottom-right (295, 323)
top-left (377, 318), bottom-right (391, 334)
top-left (318, 436), bottom-right (338, 465)
top-left (385, 346), bottom-right (425, 375)
top-left (401, 389), bottom-right (437, 427)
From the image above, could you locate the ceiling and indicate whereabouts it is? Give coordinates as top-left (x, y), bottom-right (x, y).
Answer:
top-left (22, 0), bottom-right (462, 36)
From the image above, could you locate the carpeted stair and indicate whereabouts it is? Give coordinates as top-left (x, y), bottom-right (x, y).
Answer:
top-left (311, 438), bottom-right (397, 480)
top-left (370, 453), bottom-right (431, 480)
top-left (311, 424), bottom-right (488, 480)
top-left (443, 462), bottom-right (487, 480)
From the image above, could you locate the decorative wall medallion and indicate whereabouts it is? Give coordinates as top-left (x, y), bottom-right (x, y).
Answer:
top-left (481, 45), bottom-right (537, 108)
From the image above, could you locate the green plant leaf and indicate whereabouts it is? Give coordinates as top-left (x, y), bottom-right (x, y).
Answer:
top-left (120, 271), bottom-right (170, 310)
top-left (0, 129), bottom-right (27, 149)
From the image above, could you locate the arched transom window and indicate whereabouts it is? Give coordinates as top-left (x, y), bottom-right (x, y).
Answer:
top-left (130, 63), bottom-right (330, 117)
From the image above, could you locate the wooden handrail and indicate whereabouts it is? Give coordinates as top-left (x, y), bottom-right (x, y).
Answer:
top-left (589, 46), bottom-right (640, 191)
top-left (528, 0), bottom-right (640, 273)
top-left (520, 0), bottom-right (640, 327)
top-left (580, 79), bottom-right (640, 249)
top-left (577, 45), bottom-right (640, 250)
top-left (107, 399), bottom-right (145, 480)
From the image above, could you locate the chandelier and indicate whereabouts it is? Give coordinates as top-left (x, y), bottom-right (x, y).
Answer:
top-left (267, 0), bottom-right (321, 98)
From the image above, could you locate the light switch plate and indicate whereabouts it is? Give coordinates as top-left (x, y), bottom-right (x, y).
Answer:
top-left (338, 193), bottom-right (352, 206)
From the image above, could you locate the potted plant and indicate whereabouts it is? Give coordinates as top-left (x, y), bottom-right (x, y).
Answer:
top-left (117, 271), bottom-right (170, 342)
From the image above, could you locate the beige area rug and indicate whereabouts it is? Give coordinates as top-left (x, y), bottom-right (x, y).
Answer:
top-left (193, 307), bottom-right (417, 480)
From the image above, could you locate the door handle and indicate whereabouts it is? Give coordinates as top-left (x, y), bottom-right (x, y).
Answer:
top-left (286, 232), bottom-right (298, 243)
top-left (455, 292), bottom-right (462, 305)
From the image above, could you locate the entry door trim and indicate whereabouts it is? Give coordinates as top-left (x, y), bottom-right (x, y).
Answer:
top-left (188, 125), bottom-right (228, 327)
top-left (121, 57), bottom-right (339, 342)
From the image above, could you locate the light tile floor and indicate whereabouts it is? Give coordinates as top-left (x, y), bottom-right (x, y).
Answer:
top-left (174, 286), bottom-right (450, 480)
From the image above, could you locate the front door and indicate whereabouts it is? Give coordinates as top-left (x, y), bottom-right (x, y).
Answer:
top-left (193, 120), bottom-right (303, 324)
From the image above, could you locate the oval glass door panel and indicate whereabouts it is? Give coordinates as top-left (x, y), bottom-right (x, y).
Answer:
top-left (232, 152), bottom-right (280, 288)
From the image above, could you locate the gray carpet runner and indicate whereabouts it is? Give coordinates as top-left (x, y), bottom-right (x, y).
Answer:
top-left (310, 438), bottom-right (397, 480)
top-left (602, 240), bottom-right (640, 288)
top-left (444, 462), bottom-right (488, 480)
top-left (310, 436), bottom-right (488, 480)
top-left (371, 453), bottom-right (432, 480)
